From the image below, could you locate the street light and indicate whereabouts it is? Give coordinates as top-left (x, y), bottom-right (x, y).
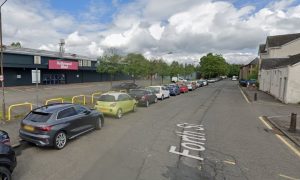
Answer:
top-left (0, 0), bottom-right (7, 121)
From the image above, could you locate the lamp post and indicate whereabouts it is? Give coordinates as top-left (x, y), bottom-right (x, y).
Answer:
top-left (0, 0), bottom-right (7, 121)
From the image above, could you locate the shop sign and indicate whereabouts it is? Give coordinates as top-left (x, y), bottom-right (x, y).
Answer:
top-left (49, 60), bottom-right (78, 70)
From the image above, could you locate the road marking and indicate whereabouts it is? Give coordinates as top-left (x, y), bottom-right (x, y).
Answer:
top-left (279, 174), bottom-right (300, 180)
top-left (275, 134), bottom-right (300, 158)
top-left (238, 86), bottom-right (250, 104)
top-left (223, 160), bottom-right (236, 165)
top-left (259, 116), bottom-right (272, 130)
top-left (259, 116), bottom-right (300, 158)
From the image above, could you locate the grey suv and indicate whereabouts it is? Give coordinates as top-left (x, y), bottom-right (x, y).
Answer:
top-left (19, 103), bottom-right (104, 149)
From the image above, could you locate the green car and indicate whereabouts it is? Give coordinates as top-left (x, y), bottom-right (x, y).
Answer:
top-left (94, 92), bottom-right (137, 118)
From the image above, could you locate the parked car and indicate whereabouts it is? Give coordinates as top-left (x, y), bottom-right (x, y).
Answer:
top-left (186, 82), bottom-right (196, 91)
top-left (128, 89), bottom-right (157, 107)
top-left (171, 76), bottom-right (187, 83)
top-left (165, 84), bottom-right (180, 96)
top-left (147, 86), bottom-right (170, 100)
top-left (0, 130), bottom-right (17, 179)
top-left (95, 92), bottom-right (137, 118)
top-left (20, 103), bottom-right (104, 150)
top-left (110, 82), bottom-right (140, 92)
top-left (179, 84), bottom-right (188, 93)
top-left (232, 76), bottom-right (238, 81)
top-left (197, 80), bottom-right (208, 86)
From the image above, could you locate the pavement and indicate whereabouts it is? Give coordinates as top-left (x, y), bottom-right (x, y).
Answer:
top-left (5, 80), bottom-right (300, 180)
top-left (241, 86), bottom-right (300, 147)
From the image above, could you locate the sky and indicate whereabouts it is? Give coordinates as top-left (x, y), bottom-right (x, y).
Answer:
top-left (2, 0), bottom-right (300, 65)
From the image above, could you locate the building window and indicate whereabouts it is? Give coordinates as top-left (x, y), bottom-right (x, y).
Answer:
top-left (34, 56), bottom-right (41, 64)
top-left (78, 60), bottom-right (91, 67)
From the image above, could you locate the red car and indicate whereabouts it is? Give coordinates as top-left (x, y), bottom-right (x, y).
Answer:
top-left (179, 85), bottom-right (189, 93)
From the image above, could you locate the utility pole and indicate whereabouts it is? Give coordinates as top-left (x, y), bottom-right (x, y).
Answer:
top-left (0, 0), bottom-right (7, 121)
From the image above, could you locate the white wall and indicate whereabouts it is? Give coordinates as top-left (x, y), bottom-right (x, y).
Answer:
top-left (285, 63), bottom-right (300, 104)
top-left (268, 39), bottom-right (300, 58)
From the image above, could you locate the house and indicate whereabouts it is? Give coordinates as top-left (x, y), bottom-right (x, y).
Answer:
top-left (258, 33), bottom-right (300, 82)
top-left (259, 54), bottom-right (300, 104)
top-left (239, 58), bottom-right (258, 80)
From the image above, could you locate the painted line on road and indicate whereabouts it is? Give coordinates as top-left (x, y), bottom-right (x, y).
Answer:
top-left (259, 116), bottom-right (272, 130)
top-left (279, 174), bottom-right (300, 180)
top-left (223, 160), bottom-right (236, 165)
top-left (238, 86), bottom-right (250, 104)
top-left (259, 116), bottom-right (300, 159)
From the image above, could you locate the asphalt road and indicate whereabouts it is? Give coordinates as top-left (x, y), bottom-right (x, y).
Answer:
top-left (12, 80), bottom-right (300, 180)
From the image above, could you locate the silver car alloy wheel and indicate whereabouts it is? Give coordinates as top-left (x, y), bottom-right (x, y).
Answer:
top-left (56, 132), bottom-right (66, 149)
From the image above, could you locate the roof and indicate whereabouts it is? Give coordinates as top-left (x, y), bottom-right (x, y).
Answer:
top-left (249, 58), bottom-right (259, 65)
top-left (266, 33), bottom-right (300, 47)
top-left (259, 44), bottom-right (266, 53)
top-left (261, 54), bottom-right (300, 70)
top-left (34, 103), bottom-right (74, 113)
top-left (4, 46), bottom-right (97, 61)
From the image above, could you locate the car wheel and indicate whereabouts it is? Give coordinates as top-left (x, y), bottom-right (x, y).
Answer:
top-left (154, 98), bottom-right (158, 103)
top-left (54, 131), bottom-right (67, 150)
top-left (95, 117), bottom-right (102, 130)
top-left (0, 166), bottom-right (11, 180)
top-left (145, 101), bottom-right (149, 107)
top-left (116, 109), bottom-right (123, 119)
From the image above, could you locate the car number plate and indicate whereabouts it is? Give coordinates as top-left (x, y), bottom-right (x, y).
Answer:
top-left (24, 125), bottom-right (34, 132)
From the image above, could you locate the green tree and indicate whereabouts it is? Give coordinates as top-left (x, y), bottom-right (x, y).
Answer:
top-left (157, 59), bottom-right (169, 85)
top-left (199, 53), bottom-right (229, 78)
top-left (11, 42), bottom-right (22, 48)
top-left (227, 64), bottom-right (241, 78)
top-left (123, 53), bottom-right (148, 83)
top-left (96, 54), bottom-right (123, 87)
top-left (184, 64), bottom-right (195, 79)
top-left (169, 61), bottom-right (181, 78)
top-left (147, 59), bottom-right (159, 85)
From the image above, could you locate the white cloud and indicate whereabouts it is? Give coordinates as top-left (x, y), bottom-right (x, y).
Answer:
top-left (66, 31), bottom-right (90, 47)
top-left (3, 0), bottom-right (300, 64)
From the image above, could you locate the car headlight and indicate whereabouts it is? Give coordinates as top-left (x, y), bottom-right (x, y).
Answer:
top-left (110, 103), bottom-right (117, 107)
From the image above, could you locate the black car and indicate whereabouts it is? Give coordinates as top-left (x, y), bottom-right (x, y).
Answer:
top-left (111, 82), bottom-right (140, 92)
top-left (19, 103), bottom-right (104, 150)
top-left (128, 89), bottom-right (157, 107)
top-left (0, 130), bottom-right (17, 180)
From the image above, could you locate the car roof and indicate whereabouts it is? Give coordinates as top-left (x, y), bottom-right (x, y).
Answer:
top-left (149, 86), bottom-right (162, 88)
top-left (33, 103), bottom-right (75, 113)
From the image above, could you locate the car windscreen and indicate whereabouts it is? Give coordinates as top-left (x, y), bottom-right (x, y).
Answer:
top-left (129, 90), bottom-right (145, 95)
top-left (150, 87), bottom-right (160, 93)
top-left (26, 111), bottom-right (52, 122)
top-left (99, 95), bottom-right (116, 102)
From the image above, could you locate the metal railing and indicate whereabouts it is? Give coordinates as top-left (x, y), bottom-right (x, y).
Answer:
top-left (45, 98), bottom-right (64, 105)
top-left (91, 92), bottom-right (102, 104)
top-left (72, 95), bottom-right (86, 105)
top-left (8, 102), bottom-right (32, 121)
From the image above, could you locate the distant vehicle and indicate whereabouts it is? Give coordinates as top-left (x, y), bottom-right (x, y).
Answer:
top-left (220, 76), bottom-right (227, 79)
top-left (197, 80), bottom-right (208, 86)
top-left (239, 79), bottom-right (256, 87)
top-left (179, 85), bottom-right (189, 93)
top-left (171, 77), bottom-right (187, 83)
top-left (0, 130), bottom-right (17, 180)
top-left (232, 76), bottom-right (238, 81)
top-left (207, 78), bottom-right (216, 83)
top-left (147, 86), bottom-right (170, 100)
top-left (95, 92), bottom-right (137, 119)
top-left (111, 82), bottom-right (140, 92)
top-left (165, 84), bottom-right (180, 96)
top-left (128, 89), bottom-right (157, 107)
top-left (20, 103), bottom-right (104, 149)
top-left (186, 82), bottom-right (196, 91)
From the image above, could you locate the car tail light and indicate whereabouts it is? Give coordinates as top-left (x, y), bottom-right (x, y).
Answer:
top-left (110, 103), bottom-right (117, 107)
top-left (38, 126), bottom-right (52, 132)
top-left (141, 96), bottom-right (146, 101)
top-left (2, 139), bottom-right (10, 146)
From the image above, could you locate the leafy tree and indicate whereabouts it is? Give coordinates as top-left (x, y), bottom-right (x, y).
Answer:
top-left (227, 64), bottom-right (241, 78)
top-left (169, 61), bottom-right (181, 78)
top-left (123, 53), bottom-right (148, 83)
top-left (199, 53), bottom-right (229, 78)
top-left (11, 42), bottom-right (22, 48)
top-left (147, 59), bottom-right (159, 85)
top-left (96, 53), bottom-right (123, 87)
top-left (184, 64), bottom-right (195, 79)
top-left (157, 59), bottom-right (169, 85)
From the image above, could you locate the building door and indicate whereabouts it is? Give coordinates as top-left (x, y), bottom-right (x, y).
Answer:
top-left (279, 78), bottom-right (282, 100)
top-left (283, 77), bottom-right (287, 103)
